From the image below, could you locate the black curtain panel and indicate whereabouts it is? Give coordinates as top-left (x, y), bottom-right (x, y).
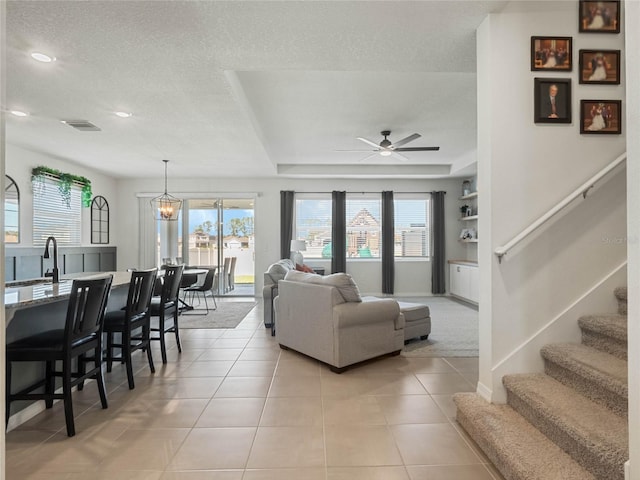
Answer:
top-left (381, 191), bottom-right (395, 294)
top-left (331, 191), bottom-right (346, 273)
top-left (280, 191), bottom-right (295, 260)
top-left (431, 191), bottom-right (447, 294)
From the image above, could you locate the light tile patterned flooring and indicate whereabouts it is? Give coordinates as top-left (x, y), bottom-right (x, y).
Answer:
top-left (5, 298), bottom-right (504, 480)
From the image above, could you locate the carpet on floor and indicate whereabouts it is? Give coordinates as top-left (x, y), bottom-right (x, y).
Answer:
top-left (178, 301), bottom-right (257, 329)
top-left (400, 296), bottom-right (478, 357)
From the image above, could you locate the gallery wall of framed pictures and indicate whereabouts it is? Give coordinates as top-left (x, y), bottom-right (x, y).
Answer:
top-left (531, 0), bottom-right (622, 135)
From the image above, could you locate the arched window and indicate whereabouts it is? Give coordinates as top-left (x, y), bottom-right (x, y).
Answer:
top-left (91, 195), bottom-right (109, 244)
top-left (5, 175), bottom-right (19, 243)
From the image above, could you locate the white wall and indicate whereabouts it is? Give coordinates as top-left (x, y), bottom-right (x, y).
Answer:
top-left (5, 143), bottom-right (118, 247)
top-left (477, 5), bottom-right (627, 402)
top-left (115, 176), bottom-right (465, 296)
top-left (625, 2), bottom-right (639, 478)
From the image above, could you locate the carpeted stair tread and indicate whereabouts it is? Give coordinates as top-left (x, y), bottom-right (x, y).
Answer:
top-left (541, 343), bottom-right (627, 416)
top-left (614, 286), bottom-right (627, 302)
top-left (503, 373), bottom-right (628, 480)
top-left (579, 314), bottom-right (627, 359)
top-left (614, 287), bottom-right (627, 315)
top-left (578, 314), bottom-right (627, 341)
top-left (454, 392), bottom-right (596, 480)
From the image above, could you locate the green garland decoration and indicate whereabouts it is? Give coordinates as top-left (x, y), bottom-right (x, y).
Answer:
top-left (31, 166), bottom-right (93, 208)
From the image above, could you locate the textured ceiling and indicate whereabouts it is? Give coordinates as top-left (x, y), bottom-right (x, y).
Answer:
top-left (5, 0), bottom-right (508, 179)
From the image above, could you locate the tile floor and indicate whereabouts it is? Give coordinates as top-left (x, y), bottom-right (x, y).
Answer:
top-left (5, 299), bottom-right (505, 480)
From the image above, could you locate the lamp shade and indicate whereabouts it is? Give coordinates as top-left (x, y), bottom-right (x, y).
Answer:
top-left (290, 240), bottom-right (306, 252)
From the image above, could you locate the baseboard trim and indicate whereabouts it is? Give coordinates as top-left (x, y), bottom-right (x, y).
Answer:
top-left (625, 460), bottom-right (630, 480)
top-left (476, 381), bottom-right (492, 402)
top-left (6, 385), bottom-right (77, 432)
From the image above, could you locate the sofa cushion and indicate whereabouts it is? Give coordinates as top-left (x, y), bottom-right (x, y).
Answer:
top-left (267, 259), bottom-right (295, 281)
top-left (284, 270), bottom-right (362, 303)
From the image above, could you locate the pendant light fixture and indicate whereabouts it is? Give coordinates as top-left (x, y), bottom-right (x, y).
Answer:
top-left (151, 159), bottom-right (182, 221)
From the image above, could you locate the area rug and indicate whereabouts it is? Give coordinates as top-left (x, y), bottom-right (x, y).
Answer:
top-left (400, 296), bottom-right (479, 357)
top-left (179, 301), bottom-right (257, 329)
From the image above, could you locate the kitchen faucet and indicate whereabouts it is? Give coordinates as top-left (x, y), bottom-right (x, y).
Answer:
top-left (43, 236), bottom-right (59, 284)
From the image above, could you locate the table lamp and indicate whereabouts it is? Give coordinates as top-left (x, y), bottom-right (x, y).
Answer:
top-left (290, 240), bottom-right (307, 266)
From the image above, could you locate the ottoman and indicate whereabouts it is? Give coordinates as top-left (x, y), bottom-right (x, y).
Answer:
top-left (397, 301), bottom-right (431, 343)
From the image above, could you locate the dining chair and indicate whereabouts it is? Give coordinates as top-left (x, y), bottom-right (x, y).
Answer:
top-left (221, 257), bottom-right (231, 293)
top-left (149, 264), bottom-right (184, 364)
top-left (104, 268), bottom-right (158, 389)
top-left (183, 267), bottom-right (217, 314)
top-left (6, 275), bottom-right (113, 437)
top-left (228, 257), bottom-right (237, 292)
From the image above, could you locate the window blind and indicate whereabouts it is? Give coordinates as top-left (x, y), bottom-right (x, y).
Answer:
top-left (295, 194), bottom-right (332, 259)
top-left (33, 178), bottom-right (82, 246)
top-left (394, 194), bottom-right (431, 257)
top-left (346, 194), bottom-right (381, 258)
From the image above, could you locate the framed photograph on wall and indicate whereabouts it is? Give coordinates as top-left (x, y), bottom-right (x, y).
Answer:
top-left (579, 50), bottom-right (620, 84)
top-left (534, 78), bottom-right (572, 124)
top-left (580, 100), bottom-right (622, 134)
top-left (579, 0), bottom-right (620, 33)
top-left (531, 36), bottom-right (572, 71)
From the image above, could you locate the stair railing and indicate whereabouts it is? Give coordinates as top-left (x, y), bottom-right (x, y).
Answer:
top-left (494, 152), bottom-right (627, 263)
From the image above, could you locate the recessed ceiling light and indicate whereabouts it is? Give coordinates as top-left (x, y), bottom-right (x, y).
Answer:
top-left (10, 110), bottom-right (29, 117)
top-left (30, 52), bottom-right (56, 63)
top-left (114, 111), bottom-right (133, 118)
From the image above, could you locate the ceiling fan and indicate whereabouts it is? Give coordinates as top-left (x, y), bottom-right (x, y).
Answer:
top-left (337, 130), bottom-right (440, 161)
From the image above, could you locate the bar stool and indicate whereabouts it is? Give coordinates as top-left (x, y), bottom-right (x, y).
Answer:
top-left (6, 276), bottom-right (113, 437)
top-left (149, 264), bottom-right (184, 364)
top-left (104, 269), bottom-right (158, 389)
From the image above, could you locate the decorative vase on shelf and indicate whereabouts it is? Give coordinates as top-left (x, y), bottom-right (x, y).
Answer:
top-left (462, 180), bottom-right (471, 196)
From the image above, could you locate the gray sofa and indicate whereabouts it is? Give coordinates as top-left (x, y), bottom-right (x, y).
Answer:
top-left (274, 270), bottom-right (405, 372)
top-left (262, 259), bottom-right (296, 327)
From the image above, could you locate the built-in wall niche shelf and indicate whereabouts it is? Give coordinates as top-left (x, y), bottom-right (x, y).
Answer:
top-left (460, 239), bottom-right (479, 243)
top-left (459, 215), bottom-right (479, 221)
top-left (459, 191), bottom-right (478, 201)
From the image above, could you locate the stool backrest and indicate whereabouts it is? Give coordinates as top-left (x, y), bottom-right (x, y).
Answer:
top-left (161, 264), bottom-right (184, 304)
top-left (65, 275), bottom-right (113, 347)
top-left (126, 268), bottom-right (158, 319)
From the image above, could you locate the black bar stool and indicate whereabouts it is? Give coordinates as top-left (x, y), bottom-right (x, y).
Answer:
top-left (104, 268), bottom-right (158, 389)
top-left (149, 265), bottom-right (184, 364)
top-left (6, 275), bottom-right (113, 437)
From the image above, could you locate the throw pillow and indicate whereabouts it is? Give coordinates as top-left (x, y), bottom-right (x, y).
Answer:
top-left (283, 270), bottom-right (362, 303)
top-left (321, 273), bottom-right (362, 303)
top-left (296, 263), bottom-right (315, 273)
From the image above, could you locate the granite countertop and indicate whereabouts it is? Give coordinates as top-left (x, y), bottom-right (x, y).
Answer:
top-left (5, 271), bottom-right (132, 312)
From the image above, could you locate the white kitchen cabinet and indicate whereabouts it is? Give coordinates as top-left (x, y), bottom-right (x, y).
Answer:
top-left (449, 262), bottom-right (479, 304)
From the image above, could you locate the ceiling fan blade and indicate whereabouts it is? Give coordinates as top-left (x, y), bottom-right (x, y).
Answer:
top-left (334, 149), bottom-right (377, 152)
top-left (357, 137), bottom-right (383, 149)
top-left (357, 152), bottom-right (381, 163)
top-left (390, 133), bottom-right (421, 148)
top-left (394, 146), bottom-right (440, 152)
top-left (391, 151), bottom-right (409, 162)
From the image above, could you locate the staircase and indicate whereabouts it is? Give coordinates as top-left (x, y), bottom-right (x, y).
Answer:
top-left (454, 287), bottom-right (629, 480)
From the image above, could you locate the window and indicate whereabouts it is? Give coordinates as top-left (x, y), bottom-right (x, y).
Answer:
top-left (394, 193), bottom-right (430, 257)
top-left (346, 194), bottom-right (381, 258)
top-left (33, 177), bottom-right (81, 246)
top-left (294, 194), bottom-right (332, 259)
top-left (91, 195), bottom-right (109, 244)
top-left (5, 175), bottom-right (19, 243)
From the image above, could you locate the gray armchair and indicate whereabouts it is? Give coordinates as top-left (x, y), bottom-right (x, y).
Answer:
top-left (262, 259), bottom-right (296, 327)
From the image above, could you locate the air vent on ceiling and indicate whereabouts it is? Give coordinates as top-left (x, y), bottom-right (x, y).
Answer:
top-left (61, 120), bottom-right (101, 131)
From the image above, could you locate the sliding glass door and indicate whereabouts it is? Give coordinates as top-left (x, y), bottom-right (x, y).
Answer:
top-left (183, 198), bottom-right (255, 296)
